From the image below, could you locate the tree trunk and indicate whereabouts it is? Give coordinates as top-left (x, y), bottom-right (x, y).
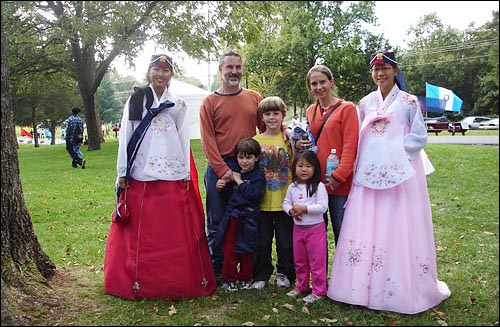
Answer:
top-left (1, 21), bottom-right (56, 325)
top-left (31, 104), bottom-right (39, 148)
top-left (80, 88), bottom-right (103, 151)
top-left (49, 121), bottom-right (56, 145)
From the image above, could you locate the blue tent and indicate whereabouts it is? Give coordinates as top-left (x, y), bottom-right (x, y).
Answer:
top-left (417, 96), bottom-right (447, 114)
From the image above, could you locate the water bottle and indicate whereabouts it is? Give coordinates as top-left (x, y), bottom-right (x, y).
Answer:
top-left (325, 149), bottom-right (339, 182)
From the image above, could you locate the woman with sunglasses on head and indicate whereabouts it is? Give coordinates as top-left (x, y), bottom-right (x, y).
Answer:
top-left (327, 51), bottom-right (451, 314)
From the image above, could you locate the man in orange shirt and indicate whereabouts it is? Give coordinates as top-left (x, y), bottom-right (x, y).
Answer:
top-left (199, 50), bottom-right (264, 284)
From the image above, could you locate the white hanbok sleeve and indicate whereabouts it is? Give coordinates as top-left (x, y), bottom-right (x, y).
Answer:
top-left (116, 97), bottom-right (140, 178)
top-left (175, 98), bottom-right (191, 180)
top-left (403, 95), bottom-right (428, 160)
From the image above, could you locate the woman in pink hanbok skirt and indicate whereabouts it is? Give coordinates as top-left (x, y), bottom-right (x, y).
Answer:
top-left (327, 51), bottom-right (451, 314)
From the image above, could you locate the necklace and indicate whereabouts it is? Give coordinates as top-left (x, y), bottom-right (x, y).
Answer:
top-left (319, 97), bottom-right (338, 115)
top-left (319, 98), bottom-right (340, 115)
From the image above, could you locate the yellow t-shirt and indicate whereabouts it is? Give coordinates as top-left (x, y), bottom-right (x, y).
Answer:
top-left (253, 133), bottom-right (293, 211)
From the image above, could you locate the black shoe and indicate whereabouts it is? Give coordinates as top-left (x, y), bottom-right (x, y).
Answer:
top-left (72, 164), bottom-right (78, 168)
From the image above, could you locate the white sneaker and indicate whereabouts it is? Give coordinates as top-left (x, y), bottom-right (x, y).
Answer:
top-left (223, 282), bottom-right (238, 292)
top-left (303, 293), bottom-right (324, 304)
top-left (286, 289), bottom-right (303, 298)
top-left (275, 273), bottom-right (291, 288)
top-left (251, 281), bottom-right (266, 290)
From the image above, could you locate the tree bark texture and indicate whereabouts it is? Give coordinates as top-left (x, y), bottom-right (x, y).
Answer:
top-left (1, 20), bottom-right (56, 324)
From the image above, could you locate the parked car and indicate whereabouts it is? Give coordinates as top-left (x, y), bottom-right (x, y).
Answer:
top-left (479, 118), bottom-right (499, 130)
top-left (424, 116), bottom-right (450, 123)
top-left (459, 116), bottom-right (491, 130)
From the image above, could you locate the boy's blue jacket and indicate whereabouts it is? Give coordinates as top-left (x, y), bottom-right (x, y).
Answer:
top-left (215, 167), bottom-right (266, 254)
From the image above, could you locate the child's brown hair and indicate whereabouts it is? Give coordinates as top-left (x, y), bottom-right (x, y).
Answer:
top-left (234, 137), bottom-right (261, 158)
top-left (258, 96), bottom-right (287, 116)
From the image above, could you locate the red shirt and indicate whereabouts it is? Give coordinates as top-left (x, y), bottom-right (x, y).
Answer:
top-left (306, 99), bottom-right (359, 196)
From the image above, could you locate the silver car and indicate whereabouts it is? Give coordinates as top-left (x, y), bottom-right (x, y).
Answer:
top-left (459, 116), bottom-right (491, 130)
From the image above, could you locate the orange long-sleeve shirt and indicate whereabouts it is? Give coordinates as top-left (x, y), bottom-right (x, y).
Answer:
top-left (306, 99), bottom-right (359, 196)
top-left (200, 88), bottom-right (264, 177)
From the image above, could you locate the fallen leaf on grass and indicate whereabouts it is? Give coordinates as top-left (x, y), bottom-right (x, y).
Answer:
top-left (281, 303), bottom-right (295, 311)
top-left (168, 305), bottom-right (177, 316)
top-left (242, 322), bottom-right (255, 326)
top-left (472, 275), bottom-right (484, 283)
top-left (302, 306), bottom-right (310, 314)
top-left (262, 315), bottom-right (270, 321)
top-left (432, 309), bottom-right (446, 318)
top-left (319, 318), bottom-right (338, 323)
top-left (272, 307), bottom-right (279, 313)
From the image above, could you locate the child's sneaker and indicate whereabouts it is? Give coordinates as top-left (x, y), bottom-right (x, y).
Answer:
top-left (286, 289), bottom-right (304, 298)
top-left (303, 293), bottom-right (324, 304)
top-left (239, 281), bottom-right (252, 290)
top-left (275, 273), bottom-right (291, 288)
top-left (223, 282), bottom-right (238, 292)
top-left (250, 281), bottom-right (266, 290)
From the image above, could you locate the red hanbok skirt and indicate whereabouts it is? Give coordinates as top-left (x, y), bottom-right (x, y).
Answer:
top-left (104, 153), bottom-right (216, 300)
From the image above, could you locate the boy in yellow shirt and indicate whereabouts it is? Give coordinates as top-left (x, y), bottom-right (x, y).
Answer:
top-left (252, 96), bottom-right (295, 290)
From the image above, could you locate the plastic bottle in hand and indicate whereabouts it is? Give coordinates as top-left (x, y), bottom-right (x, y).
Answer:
top-left (305, 119), bottom-right (318, 153)
top-left (325, 149), bottom-right (339, 182)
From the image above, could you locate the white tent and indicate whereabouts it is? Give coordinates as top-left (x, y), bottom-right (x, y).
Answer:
top-left (169, 78), bottom-right (211, 140)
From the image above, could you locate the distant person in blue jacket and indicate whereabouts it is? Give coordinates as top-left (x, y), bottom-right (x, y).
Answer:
top-left (214, 138), bottom-right (266, 292)
top-left (64, 107), bottom-right (86, 169)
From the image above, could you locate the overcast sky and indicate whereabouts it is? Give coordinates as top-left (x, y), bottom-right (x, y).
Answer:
top-left (374, 1), bottom-right (498, 47)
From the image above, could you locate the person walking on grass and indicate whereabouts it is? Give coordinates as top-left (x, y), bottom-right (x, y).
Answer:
top-left (64, 107), bottom-right (86, 169)
top-left (283, 151), bottom-right (328, 305)
top-left (251, 96), bottom-right (296, 290)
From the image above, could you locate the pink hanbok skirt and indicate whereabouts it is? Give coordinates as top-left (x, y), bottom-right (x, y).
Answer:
top-left (327, 154), bottom-right (451, 314)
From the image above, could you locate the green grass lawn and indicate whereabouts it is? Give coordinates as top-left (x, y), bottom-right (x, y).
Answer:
top-left (17, 138), bottom-right (499, 326)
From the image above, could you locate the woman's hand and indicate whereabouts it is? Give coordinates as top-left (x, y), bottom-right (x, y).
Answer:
top-left (118, 177), bottom-right (129, 189)
top-left (325, 177), bottom-right (341, 190)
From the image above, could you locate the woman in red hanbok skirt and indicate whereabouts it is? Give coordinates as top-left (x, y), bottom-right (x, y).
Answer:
top-left (104, 54), bottom-right (215, 300)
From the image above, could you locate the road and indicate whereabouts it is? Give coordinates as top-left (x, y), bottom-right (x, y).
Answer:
top-left (427, 135), bottom-right (499, 145)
